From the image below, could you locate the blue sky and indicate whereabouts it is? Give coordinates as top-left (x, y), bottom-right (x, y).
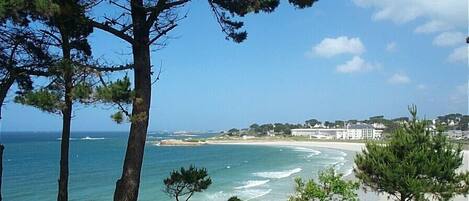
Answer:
top-left (3, 0), bottom-right (468, 132)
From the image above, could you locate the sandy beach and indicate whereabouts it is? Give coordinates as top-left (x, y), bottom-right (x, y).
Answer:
top-left (209, 140), bottom-right (469, 201)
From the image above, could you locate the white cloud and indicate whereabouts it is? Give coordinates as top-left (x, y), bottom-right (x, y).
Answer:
top-left (415, 20), bottom-right (451, 34)
top-left (352, 0), bottom-right (467, 33)
top-left (448, 46), bottom-right (468, 63)
top-left (385, 42), bottom-right (397, 52)
top-left (310, 36), bottom-right (365, 58)
top-left (336, 56), bottom-right (378, 73)
top-left (388, 73), bottom-right (411, 84)
top-left (433, 32), bottom-right (465, 47)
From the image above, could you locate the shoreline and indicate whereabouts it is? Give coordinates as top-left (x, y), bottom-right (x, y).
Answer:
top-left (207, 140), bottom-right (469, 171)
top-left (208, 140), bottom-right (366, 152)
top-left (208, 140), bottom-right (469, 201)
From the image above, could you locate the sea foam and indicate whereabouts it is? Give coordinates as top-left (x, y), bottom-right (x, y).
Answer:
top-left (240, 189), bottom-right (272, 201)
top-left (292, 147), bottom-right (321, 158)
top-left (253, 168), bottom-right (302, 179)
top-left (205, 188), bottom-right (272, 201)
top-left (81, 136), bottom-right (105, 140)
top-left (234, 180), bottom-right (270, 189)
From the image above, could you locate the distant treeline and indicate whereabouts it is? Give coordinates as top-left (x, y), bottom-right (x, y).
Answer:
top-left (224, 113), bottom-right (469, 136)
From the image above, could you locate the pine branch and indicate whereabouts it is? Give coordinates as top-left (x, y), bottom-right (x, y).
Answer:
top-left (90, 20), bottom-right (134, 44)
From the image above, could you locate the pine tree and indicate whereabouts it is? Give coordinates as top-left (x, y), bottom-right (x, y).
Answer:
top-left (89, 1), bottom-right (318, 200)
top-left (0, 2), bottom-right (56, 200)
top-left (11, 1), bottom-right (93, 200)
top-left (354, 105), bottom-right (469, 201)
top-left (163, 165), bottom-right (212, 201)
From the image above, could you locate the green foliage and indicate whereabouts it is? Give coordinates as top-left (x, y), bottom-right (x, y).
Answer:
top-left (227, 196), bottom-right (242, 201)
top-left (163, 165), bottom-right (212, 201)
top-left (289, 167), bottom-right (359, 201)
top-left (305, 119), bottom-right (321, 127)
top-left (249, 123), bottom-right (259, 131)
top-left (0, 0), bottom-right (58, 24)
top-left (354, 105), bottom-right (469, 201)
top-left (209, 0), bottom-right (317, 42)
top-left (258, 123), bottom-right (274, 134)
top-left (461, 115), bottom-right (469, 131)
top-left (72, 82), bottom-right (93, 103)
top-left (95, 76), bottom-right (132, 104)
top-left (436, 113), bottom-right (469, 131)
top-left (14, 88), bottom-right (62, 114)
top-left (110, 111), bottom-right (124, 124)
top-left (7, 0), bottom-right (97, 115)
top-left (272, 123), bottom-right (302, 135)
top-left (129, 111), bottom-right (148, 123)
top-left (227, 128), bottom-right (239, 136)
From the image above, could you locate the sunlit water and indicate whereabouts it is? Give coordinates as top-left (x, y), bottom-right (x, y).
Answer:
top-left (2, 132), bottom-right (354, 201)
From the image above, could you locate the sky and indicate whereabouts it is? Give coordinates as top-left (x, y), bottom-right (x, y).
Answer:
top-left (3, 0), bottom-right (468, 132)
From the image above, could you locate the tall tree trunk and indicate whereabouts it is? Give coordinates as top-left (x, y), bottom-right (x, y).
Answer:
top-left (113, 3), bottom-right (151, 200)
top-left (0, 75), bottom-right (15, 201)
top-left (57, 34), bottom-right (72, 201)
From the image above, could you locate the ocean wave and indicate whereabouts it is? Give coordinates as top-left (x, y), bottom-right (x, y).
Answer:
top-left (336, 150), bottom-right (348, 157)
top-left (81, 136), bottom-right (106, 140)
top-left (335, 162), bottom-right (345, 169)
top-left (234, 180), bottom-right (270, 190)
top-left (292, 147), bottom-right (321, 158)
top-left (242, 189), bottom-right (272, 201)
top-left (204, 191), bottom-right (228, 201)
top-left (205, 188), bottom-right (272, 201)
top-left (253, 168), bottom-right (302, 179)
top-left (317, 156), bottom-right (347, 166)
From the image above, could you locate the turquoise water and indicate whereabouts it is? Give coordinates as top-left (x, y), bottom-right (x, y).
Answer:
top-left (2, 132), bottom-right (354, 201)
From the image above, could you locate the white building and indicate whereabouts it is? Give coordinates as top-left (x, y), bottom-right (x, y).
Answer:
top-left (291, 128), bottom-right (346, 139)
top-left (291, 124), bottom-right (382, 140)
top-left (342, 124), bottom-right (379, 140)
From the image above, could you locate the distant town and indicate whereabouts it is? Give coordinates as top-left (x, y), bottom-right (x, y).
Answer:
top-left (220, 113), bottom-right (469, 141)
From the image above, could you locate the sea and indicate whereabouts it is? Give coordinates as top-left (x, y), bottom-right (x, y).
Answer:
top-left (1, 131), bottom-right (354, 201)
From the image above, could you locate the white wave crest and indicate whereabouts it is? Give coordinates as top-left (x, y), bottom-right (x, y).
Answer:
top-left (292, 147), bottom-right (321, 158)
top-left (336, 150), bottom-right (348, 157)
top-left (234, 180), bottom-right (270, 189)
top-left (81, 136), bottom-right (105, 140)
top-left (204, 191), bottom-right (228, 201)
top-left (335, 162), bottom-right (345, 169)
top-left (253, 168), bottom-right (302, 179)
top-left (204, 189), bottom-right (272, 201)
top-left (240, 189), bottom-right (272, 201)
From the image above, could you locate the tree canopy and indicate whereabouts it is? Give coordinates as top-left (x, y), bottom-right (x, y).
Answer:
top-left (289, 167), bottom-right (359, 201)
top-left (163, 165), bottom-right (212, 201)
top-left (355, 105), bottom-right (469, 201)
